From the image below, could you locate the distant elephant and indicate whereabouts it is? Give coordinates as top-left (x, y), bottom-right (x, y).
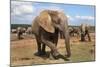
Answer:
top-left (22, 27), bottom-right (26, 33)
top-left (11, 29), bottom-right (17, 33)
top-left (32, 10), bottom-right (71, 59)
top-left (26, 27), bottom-right (32, 34)
top-left (69, 27), bottom-right (80, 37)
top-left (17, 27), bottom-right (23, 39)
top-left (80, 24), bottom-right (91, 41)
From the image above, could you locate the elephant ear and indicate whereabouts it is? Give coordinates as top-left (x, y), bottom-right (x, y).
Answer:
top-left (38, 11), bottom-right (55, 33)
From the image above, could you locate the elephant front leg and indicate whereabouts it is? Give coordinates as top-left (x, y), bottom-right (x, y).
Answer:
top-left (36, 43), bottom-right (42, 56)
top-left (17, 32), bottom-right (20, 39)
top-left (87, 33), bottom-right (91, 41)
top-left (36, 41), bottom-right (46, 56)
top-left (41, 44), bottom-right (46, 55)
top-left (81, 33), bottom-right (85, 41)
top-left (17, 32), bottom-right (22, 39)
top-left (85, 31), bottom-right (91, 41)
top-left (42, 39), bottom-right (60, 59)
top-left (35, 37), bottom-right (42, 56)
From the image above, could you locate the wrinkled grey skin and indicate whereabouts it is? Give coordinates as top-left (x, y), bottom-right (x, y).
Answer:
top-left (32, 10), bottom-right (71, 59)
top-left (80, 24), bottom-right (91, 41)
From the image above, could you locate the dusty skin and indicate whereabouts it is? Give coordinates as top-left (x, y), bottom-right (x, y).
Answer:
top-left (11, 33), bottom-right (95, 66)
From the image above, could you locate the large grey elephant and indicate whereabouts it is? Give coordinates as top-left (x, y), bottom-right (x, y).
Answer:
top-left (32, 10), bottom-right (71, 59)
top-left (80, 24), bottom-right (91, 41)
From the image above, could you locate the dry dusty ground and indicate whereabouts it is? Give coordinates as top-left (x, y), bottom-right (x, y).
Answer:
top-left (10, 33), bottom-right (95, 66)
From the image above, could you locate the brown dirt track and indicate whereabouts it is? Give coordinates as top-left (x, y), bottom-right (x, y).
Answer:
top-left (10, 33), bottom-right (95, 66)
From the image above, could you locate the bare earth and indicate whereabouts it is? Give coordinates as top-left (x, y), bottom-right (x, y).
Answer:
top-left (11, 33), bottom-right (95, 66)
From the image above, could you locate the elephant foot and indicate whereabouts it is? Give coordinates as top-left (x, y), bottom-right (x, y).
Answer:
top-left (49, 53), bottom-right (59, 60)
top-left (51, 54), bottom-right (69, 60)
top-left (80, 39), bottom-right (85, 42)
top-left (50, 52), bottom-right (61, 60)
top-left (53, 54), bottom-right (62, 59)
top-left (65, 53), bottom-right (71, 58)
top-left (49, 52), bottom-right (71, 61)
top-left (36, 51), bottom-right (47, 56)
top-left (88, 39), bottom-right (91, 42)
top-left (34, 52), bottom-right (42, 56)
top-left (49, 53), bottom-right (55, 60)
top-left (41, 51), bottom-right (46, 56)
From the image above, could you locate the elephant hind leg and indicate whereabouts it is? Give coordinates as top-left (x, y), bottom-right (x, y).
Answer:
top-left (87, 34), bottom-right (91, 41)
top-left (17, 32), bottom-right (22, 39)
top-left (85, 32), bottom-right (91, 41)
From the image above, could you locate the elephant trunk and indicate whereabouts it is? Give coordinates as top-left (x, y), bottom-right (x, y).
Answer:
top-left (63, 27), bottom-right (71, 57)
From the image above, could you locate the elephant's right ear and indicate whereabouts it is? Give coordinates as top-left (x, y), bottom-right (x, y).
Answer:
top-left (38, 11), bottom-right (55, 33)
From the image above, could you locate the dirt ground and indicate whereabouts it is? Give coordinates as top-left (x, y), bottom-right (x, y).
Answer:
top-left (10, 33), bottom-right (95, 66)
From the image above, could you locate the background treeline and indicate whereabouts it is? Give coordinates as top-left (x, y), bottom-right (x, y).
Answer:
top-left (11, 24), bottom-right (95, 33)
top-left (11, 24), bottom-right (31, 29)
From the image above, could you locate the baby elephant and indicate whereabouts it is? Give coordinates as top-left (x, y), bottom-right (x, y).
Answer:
top-left (32, 10), bottom-right (71, 59)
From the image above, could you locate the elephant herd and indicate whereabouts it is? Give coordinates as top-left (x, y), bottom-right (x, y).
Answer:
top-left (68, 25), bottom-right (91, 42)
top-left (11, 10), bottom-right (92, 60)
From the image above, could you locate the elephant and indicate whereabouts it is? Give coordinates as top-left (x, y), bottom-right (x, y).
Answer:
top-left (32, 10), bottom-right (71, 59)
top-left (22, 27), bottom-right (26, 33)
top-left (11, 29), bottom-right (17, 33)
top-left (17, 27), bottom-right (24, 39)
top-left (69, 27), bottom-right (80, 37)
top-left (26, 27), bottom-right (32, 34)
top-left (80, 24), bottom-right (91, 41)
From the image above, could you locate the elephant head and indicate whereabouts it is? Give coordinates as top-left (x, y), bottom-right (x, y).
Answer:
top-left (38, 10), bottom-right (71, 57)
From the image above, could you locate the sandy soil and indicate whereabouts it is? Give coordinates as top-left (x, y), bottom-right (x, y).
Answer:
top-left (10, 33), bottom-right (95, 66)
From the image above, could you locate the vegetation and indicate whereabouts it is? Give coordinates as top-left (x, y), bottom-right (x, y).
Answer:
top-left (11, 24), bottom-right (95, 32)
top-left (11, 24), bottom-right (31, 29)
